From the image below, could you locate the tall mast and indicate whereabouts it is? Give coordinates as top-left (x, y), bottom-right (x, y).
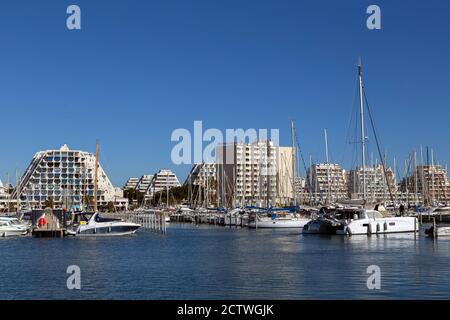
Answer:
top-left (93, 140), bottom-right (99, 212)
top-left (324, 128), bottom-right (330, 203)
top-left (358, 61), bottom-right (367, 202)
top-left (414, 151), bottom-right (418, 206)
top-left (166, 171), bottom-right (169, 208)
top-left (291, 121), bottom-right (296, 207)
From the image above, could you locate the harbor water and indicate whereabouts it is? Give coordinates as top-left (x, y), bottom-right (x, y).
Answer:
top-left (1, 223), bottom-right (450, 300)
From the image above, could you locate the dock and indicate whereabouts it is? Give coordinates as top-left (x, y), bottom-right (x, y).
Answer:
top-left (31, 209), bottom-right (66, 238)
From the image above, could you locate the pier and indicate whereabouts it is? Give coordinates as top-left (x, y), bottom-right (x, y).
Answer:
top-left (130, 211), bottom-right (168, 233)
top-left (31, 209), bottom-right (66, 238)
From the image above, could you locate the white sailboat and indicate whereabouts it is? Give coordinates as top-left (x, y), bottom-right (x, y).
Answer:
top-left (304, 61), bottom-right (418, 235)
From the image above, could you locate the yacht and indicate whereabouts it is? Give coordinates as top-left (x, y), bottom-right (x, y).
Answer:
top-left (335, 209), bottom-right (418, 235)
top-left (68, 212), bottom-right (141, 236)
top-left (0, 217), bottom-right (29, 237)
top-left (303, 208), bottom-right (418, 235)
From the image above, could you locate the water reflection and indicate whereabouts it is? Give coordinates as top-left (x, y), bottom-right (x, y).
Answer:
top-left (1, 224), bottom-right (450, 299)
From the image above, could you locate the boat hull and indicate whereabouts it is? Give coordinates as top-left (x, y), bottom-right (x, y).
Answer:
top-left (76, 223), bottom-right (141, 236)
top-left (0, 228), bottom-right (28, 237)
top-left (336, 217), bottom-right (418, 235)
top-left (248, 219), bottom-right (309, 229)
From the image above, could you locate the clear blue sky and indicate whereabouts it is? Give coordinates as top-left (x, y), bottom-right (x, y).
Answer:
top-left (1, 0), bottom-right (449, 186)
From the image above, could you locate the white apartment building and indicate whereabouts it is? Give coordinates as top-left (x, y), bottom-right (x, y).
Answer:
top-left (216, 141), bottom-right (295, 207)
top-left (400, 165), bottom-right (450, 204)
top-left (0, 179), bottom-right (9, 211)
top-left (12, 144), bottom-right (128, 210)
top-left (348, 164), bottom-right (397, 203)
top-left (123, 177), bottom-right (139, 190)
top-left (136, 175), bottom-right (153, 193)
top-left (307, 163), bottom-right (348, 202)
top-left (146, 169), bottom-right (181, 197)
top-left (185, 163), bottom-right (216, 187)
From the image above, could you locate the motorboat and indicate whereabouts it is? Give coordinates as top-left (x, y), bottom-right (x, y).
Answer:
top-left (69, 212), bottom-right (141, 236)
top-left (0, 217), bottom-right (29, 237)
top-left (247, 212), bottom-right (310, 229)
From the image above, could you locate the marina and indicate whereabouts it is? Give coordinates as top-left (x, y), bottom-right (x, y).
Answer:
top-left (1, 222), bottom-right (450, 300)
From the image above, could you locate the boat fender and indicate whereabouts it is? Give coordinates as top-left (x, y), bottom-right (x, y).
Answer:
top-left (367, 223), bottom-right (372, 235)
top-left (376, 223), bottom-right (380, 233)
top-left (346, 227), bottom-right (352, 236)
top-left (384, 222), bottom-right (388, 231)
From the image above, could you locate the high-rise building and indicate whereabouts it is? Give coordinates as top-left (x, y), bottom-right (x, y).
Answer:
top-left (11, 144), bottom-right (127, 210)
top-left (0, 179), bottom-right (9, 211)
top-left (184, 163), bottom-right (217, 207)
top-left (136, 175), bottom-right (153, 193)
top-left (400, 165), bottom-right (450, 204)
top-left (184, 163), bottom-right (216, 187)
top-left (216, 141), bottom-right (295, 207)
top-left (123, 177), bottom-right (139, 190)
top-left (146, 169), bottom-right (181, 197)
top-left (307, 163), bottom-right (348, 202)
top-left (348, 165), bottom-right (397, 203)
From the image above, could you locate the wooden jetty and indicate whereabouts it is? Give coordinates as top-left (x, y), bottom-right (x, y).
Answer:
top-left (32, 208), bottom-right (66, 238)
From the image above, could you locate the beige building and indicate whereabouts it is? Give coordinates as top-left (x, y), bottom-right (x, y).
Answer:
top-left (349, 165), bottom-right (397, 203)
top-left (307, 163), bottom-right (348, 202)
top-left (400, 165), bottom-right (450, 204)
top-left (216, 141), bottom-right (295, 207)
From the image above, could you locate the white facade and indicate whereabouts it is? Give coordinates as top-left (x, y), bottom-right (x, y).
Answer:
top-left (216, 141), bottom-right (295, 207)
top-left (307, 163), bottom-right (348, 202)
top-left (12, 144), bottom-right (127, 210)
top-left (0, 179), bottom-right (9, 211)
top-left (185, 163), bottom-right (216, 187)
top-left (146, 169), bottom-right (181, 197)
top-left (136, 175), bottom-right (153, 193)
top-left (123, 177), bottom-right (139, 190)
top-left (349, 165), bottom-right (397, 203)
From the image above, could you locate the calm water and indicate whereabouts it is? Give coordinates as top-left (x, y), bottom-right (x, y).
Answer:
top-left (1, 223), bottom-right (450, 300)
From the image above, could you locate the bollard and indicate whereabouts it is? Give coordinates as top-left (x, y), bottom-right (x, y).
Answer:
top-left (433, 217), bottom-right (437, 238)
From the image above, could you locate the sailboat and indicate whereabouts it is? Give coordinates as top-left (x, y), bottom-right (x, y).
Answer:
top-left (69, 141), bottom-right (141, 236)
top-left (303, 61), bottom-right (418, 235)
top-left (248, 122), bottom-right (310, 229)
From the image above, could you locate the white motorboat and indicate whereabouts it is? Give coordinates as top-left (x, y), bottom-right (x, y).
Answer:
top-left (248, 212), bottom-right (310, 229)
top-left (0, 217), bottom-right (29, 237)
top-left (335, 209), bottom-right (418, 235)
top-left (70, 212), bottom-right (141, 236)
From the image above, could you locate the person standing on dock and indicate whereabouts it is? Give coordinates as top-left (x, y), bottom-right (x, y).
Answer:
top-left (399, 204), bottom-right (405, 216)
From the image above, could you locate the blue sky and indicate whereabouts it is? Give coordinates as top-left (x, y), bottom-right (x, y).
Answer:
top-left (0, 0), bottom-right (449, 186)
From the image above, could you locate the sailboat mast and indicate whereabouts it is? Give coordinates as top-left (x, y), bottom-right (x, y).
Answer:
top-left (358, 62), bottom-right (367, 202)
top-left (324, 128), bottom-right (330, 203)
top-left (291, 121), bottom-right (296, 207)
top-left (93, 140), bottom-right (99, 212)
